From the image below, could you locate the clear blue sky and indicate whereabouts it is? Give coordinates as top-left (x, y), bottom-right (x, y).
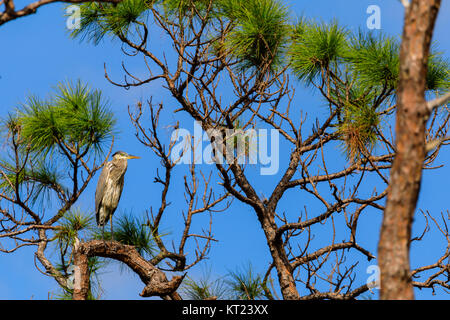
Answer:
top-left (0, 0), bottom-right (449, 300)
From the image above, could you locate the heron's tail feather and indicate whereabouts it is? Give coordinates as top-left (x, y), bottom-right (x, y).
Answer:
top-left (97, 220), bottom-right (105, 227)
top-left (96, 207), bottom-right (109, 227)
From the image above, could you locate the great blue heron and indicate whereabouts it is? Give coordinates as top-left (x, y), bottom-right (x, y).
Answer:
top-left (95, 151), bottom-right (140, 240)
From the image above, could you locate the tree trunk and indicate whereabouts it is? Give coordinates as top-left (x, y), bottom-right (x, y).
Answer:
top-left (263, 213), bottom-right (300, 300)
top-left (378, 0), bottom-right (441, 300)
top-left (270, 246), bottom-right (300, 300)
top-left (72, 240), bottom-right (183, 300)
top-left (73, 239), bottom-right (91, 300)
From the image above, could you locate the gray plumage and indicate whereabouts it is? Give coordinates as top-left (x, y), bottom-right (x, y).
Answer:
top-left (95, 151), bottom-right (140, 237)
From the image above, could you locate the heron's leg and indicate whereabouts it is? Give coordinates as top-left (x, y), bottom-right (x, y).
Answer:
top-left (110, 218), bottom-right (114, 241)
top-left (102, 225), bottom-right (106, 245)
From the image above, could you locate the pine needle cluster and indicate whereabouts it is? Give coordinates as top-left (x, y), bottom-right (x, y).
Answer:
top-left (288, 21), bottom-right (450, 160)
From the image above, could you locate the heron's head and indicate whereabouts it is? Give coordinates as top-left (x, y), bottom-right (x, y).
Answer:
top-left (112, 151), bottom-right (141, 161)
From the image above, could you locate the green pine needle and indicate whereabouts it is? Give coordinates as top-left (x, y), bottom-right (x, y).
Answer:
top-left (95, 213), bottom-right (156, 258)
top-left (55, 208), bottom-right (96, 247)
top-left (162, 0), bottom-right (213, 17)
top-left (221, 0), bottom-right (290, 73)
top-left (70, 0), bottom-right (151, 44)
top-left (181, 269), bottom-right (229, 300)
top-left (345, 30), bottom-right (400, 89)
top-left (226, 263), bottom-right (264, 300)
top-left (289, 19), bottom-right (348, 83)
top-left (114, 214), bottom-right (156, 257)
top-left (337, 101), bottom-right (380, 162)
top-left (18, 80), bottom-right (116, 157)
top-left (426, 51), bottom-right (450, 92)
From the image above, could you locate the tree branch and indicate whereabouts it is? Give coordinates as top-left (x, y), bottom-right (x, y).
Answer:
top-left (73, 240), bottom-right (183, 300)
top-left (0, 0), bottom-right (124, 26)
top-left (427, 90), bottom-right (450, 113)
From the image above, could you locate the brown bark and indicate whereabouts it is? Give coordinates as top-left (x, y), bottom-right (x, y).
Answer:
top-left (0, 0), bottom-right (124, 26)
top-left (269, 242), bottom-right (299, 300)
top-left (378, 0), bottom-right (441, 300)
top-left (72, 241), bottom-right (90, 300)
top-left (72, 240), bottom-right (183, 300)
top-left (262, 211), bottom-right (300, 300)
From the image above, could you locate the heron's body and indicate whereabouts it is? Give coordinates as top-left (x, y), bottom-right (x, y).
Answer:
top-left (95, 151), bottom-right (139, 237)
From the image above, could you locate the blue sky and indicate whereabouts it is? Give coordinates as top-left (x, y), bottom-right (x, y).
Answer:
top-left (0, 0), bottom-right (449, 300)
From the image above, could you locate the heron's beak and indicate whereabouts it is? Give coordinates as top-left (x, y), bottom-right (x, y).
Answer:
top-left (127, 155), bottom-right (141, 159)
